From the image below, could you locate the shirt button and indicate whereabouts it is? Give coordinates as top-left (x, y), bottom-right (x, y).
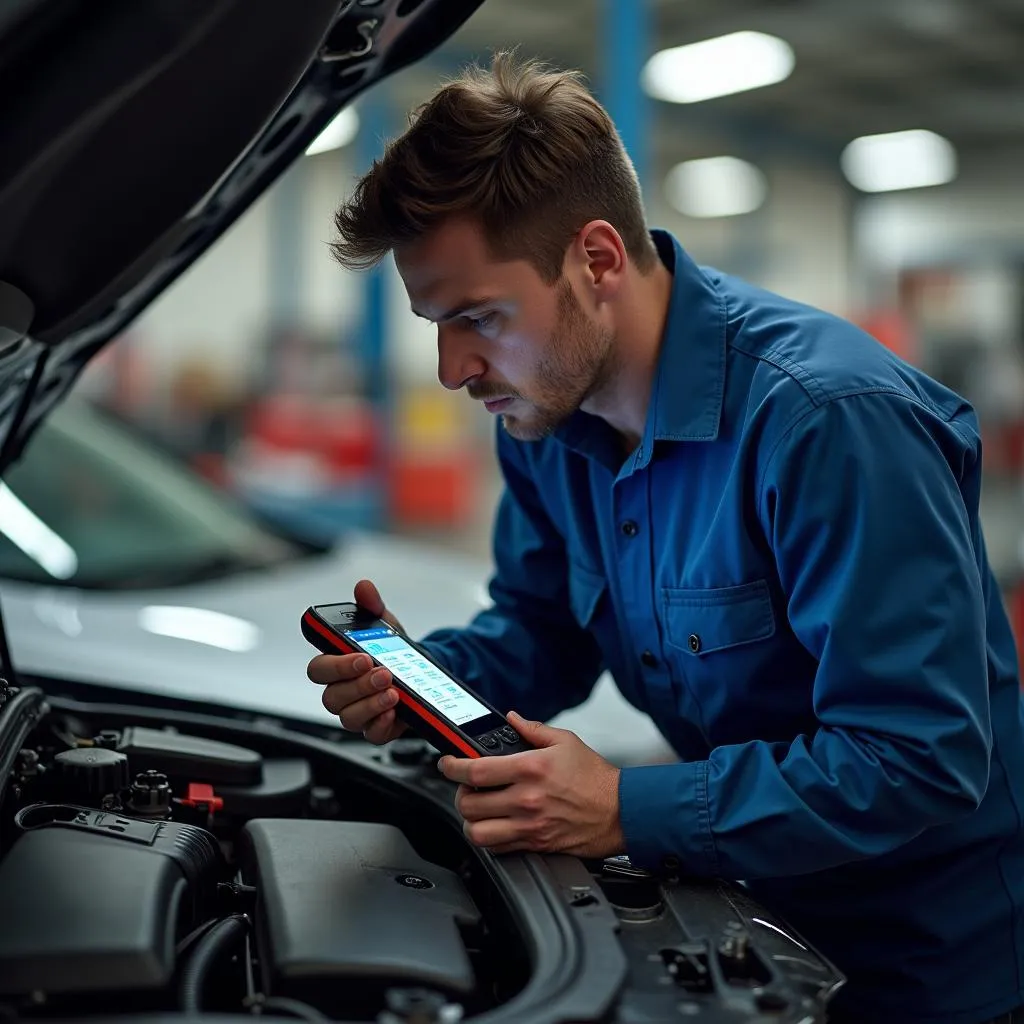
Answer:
top-left (641, 650), bottom-right (658, 668)
top-left (687, 634), bottom-right (702, 653)
top-left (620, 520), bottom-right (639, 537)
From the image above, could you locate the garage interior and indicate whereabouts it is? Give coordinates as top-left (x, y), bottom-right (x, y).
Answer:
top-left (7, 0), bottom-right (1024, 718)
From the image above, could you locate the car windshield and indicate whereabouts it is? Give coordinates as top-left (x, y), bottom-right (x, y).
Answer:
top-left (0, 401), bottom-right (308, 589)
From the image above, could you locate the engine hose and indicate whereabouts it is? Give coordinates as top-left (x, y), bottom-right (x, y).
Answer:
top-left (258, 996), bottom-right (331, 1021)
top-left (179, 913), bottom-right (250, 1013)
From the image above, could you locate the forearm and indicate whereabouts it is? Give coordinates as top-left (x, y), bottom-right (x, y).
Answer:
top-left (619, 720), bottom-right (989, 879)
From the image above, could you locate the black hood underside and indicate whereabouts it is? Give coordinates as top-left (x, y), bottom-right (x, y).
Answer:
top-left (0, 0), bottom-right (484, 472)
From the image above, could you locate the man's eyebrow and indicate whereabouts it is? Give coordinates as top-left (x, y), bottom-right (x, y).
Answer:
top-left (411, 298), bottom-right (498, 323)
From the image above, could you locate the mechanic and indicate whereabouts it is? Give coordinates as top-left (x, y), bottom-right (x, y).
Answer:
top-left (307, 53), bottom-right (1024, 1024)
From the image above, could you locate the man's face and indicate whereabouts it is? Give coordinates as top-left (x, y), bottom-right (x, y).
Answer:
top-left (395, 218), bottom-right (614, 441)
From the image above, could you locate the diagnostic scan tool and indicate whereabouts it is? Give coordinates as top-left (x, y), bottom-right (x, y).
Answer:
top-left (302, 603), bottom-right (531, 758)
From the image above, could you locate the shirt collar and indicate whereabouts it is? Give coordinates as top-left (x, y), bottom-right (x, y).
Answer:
top-left (555, 229), bottom-right (727, 467)
top-left (643, 229), bottom-right (727, 446)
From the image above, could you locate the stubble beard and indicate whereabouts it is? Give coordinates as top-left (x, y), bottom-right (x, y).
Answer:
top-left (501, 280), bottom-right (617, 442)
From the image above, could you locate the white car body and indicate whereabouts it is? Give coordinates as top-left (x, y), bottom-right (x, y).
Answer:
top-left (1, 402), bottom-right (675, 765)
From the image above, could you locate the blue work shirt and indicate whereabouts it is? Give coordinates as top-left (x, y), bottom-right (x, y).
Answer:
top-left (421, 230), bottom-right (1024, 1023)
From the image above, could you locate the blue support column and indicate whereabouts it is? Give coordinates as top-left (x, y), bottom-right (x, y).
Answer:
top-left (601, 0), bottom-right (651, 190)
top-left (353, 87), bottom-right (394, 528)
top-left (356, 94), bottom-right (390, 409)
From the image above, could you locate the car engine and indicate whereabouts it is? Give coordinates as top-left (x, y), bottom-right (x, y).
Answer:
top-left (0, 677), bottom-right (843, 1023)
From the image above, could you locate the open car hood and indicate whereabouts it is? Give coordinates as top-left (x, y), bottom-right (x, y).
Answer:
top-left (0, 0), bottom-right (484, 475)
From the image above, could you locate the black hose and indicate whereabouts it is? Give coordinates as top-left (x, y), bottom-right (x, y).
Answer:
top-left (175, 916), bottom-right (220, 958)
top-left (179, 913), bottom-right (250, 1013)
top-left (257, 996), bottom-right (331, 1021)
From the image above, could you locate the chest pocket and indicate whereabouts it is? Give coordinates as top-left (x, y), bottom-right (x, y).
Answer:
top-left (663, 579), bottom-right (776, 656)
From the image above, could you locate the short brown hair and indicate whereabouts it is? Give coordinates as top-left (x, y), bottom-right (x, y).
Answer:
top-left (330, 51), bottom-right (658, 281)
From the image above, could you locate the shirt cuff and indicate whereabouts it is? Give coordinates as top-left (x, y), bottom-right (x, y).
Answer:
top-left (618, 760), bottom-right (720, 876)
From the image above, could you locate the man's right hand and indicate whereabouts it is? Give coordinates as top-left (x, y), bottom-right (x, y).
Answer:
top-left (307, 579), bottom-right (409, 745)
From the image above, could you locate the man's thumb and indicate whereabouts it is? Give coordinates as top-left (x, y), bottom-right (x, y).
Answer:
top-left (354, 578), bottom-right (386, 618)
top-left (507, 710), bottom-right (560, 748)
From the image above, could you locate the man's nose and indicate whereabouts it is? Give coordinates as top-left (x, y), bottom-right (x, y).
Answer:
top-left (437, 325), bottom-right (485, 391)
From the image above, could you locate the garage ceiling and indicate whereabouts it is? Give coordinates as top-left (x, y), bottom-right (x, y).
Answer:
top-left (387, 0), bottom-right (1024, 178)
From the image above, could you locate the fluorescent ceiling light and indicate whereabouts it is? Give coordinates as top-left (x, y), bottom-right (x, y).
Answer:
top-left (139, 606), bottom-right (262, 653)
top-left (665, 156), bottom-right (767, 218)
top-left (841, 129), bottom-right (957, 193)
top-left (306, 107), bottom-right (360, 156)
top-left (642, 31), bottom-right (795, 104)
top-left (0, 483), bottom-right (78, 579)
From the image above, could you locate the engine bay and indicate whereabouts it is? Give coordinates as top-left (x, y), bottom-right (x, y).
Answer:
top-left (0, 676), bottom-right (843, 1023)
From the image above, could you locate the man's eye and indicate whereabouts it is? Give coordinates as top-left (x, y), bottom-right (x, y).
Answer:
top-left (469, 312), bottom-right (498, 333)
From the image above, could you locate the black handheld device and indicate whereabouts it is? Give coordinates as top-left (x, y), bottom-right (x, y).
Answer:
top-left (302, 602), bottom-right (531, 759)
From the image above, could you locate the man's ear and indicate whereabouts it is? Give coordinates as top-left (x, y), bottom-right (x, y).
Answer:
top-left (571, 220), bottom-right (627, 303)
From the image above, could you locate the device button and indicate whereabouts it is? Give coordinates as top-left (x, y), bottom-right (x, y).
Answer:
top-left (498, 726), bottom-right (520, 745)
top-left (479, 733), bottom-right (501, 751)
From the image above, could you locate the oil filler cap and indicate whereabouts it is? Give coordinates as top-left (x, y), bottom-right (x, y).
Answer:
top-left (55, 748), bottom-right (130, 800)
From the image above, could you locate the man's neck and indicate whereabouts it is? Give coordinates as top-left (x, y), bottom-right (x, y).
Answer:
top-left (581, 258), bottom-right (675, 453)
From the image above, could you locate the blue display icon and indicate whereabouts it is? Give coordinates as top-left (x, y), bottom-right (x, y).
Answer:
top-left (347, 627), bottom-right (395, 642)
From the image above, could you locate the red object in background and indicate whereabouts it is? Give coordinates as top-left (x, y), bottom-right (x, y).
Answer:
top-left (1008, 584), bottom-right (1024, 682)
top-left (389, 452), bottom-right (477, 529)
top-left (190, 452), bottom-right (228, 487)
top-left (241, 395), bottom-right (480, 530)
top-left (245, 396), bottom-right (377, 476)
top-left (1011, 587), bottom-right (1024, 680)
top-left (981, 422), bottom-right (1024, 476)
top-left (857, 309), bottom-right (919, 365)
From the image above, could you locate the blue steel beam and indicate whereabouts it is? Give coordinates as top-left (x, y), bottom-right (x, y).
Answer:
top-left (353, 85), bottom-right (395, 527)
top-left (355, 88), bottom-right (391, 409)
top-left (600, 0), bottom-right (651, 189)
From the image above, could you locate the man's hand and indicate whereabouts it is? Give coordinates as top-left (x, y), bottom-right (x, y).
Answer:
top-left (440, 711), bottom-right (625, 858)
top-left (307, 579), bottom-right (409, 745)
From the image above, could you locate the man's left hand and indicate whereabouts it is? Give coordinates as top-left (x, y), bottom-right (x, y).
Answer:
top-left (439, 711), bottom-right (625, 857)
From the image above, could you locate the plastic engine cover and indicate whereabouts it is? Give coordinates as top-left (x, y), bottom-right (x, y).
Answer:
top-left (242, 820), bottom-right (482, 1013)
top-left (0, 805), bottom-right (223, 996)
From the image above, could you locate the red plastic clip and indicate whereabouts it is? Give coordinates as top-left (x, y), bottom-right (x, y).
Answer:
top-left (181, 782), bottom-right (224, 812)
